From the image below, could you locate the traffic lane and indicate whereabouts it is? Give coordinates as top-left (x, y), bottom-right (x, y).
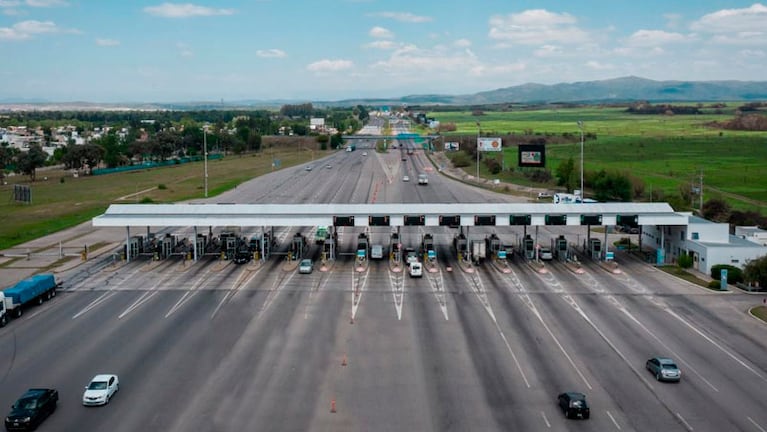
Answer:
top-left (558, 263), bottom-right (767, 431)
top-left (511, 263), bottom-right (681, 431)
top-left (481, 267), bottom-right (619, 431)
top-left (613, 293), bottom-right (767, 431)
top-left (326, 272), bottom-right (435, 432)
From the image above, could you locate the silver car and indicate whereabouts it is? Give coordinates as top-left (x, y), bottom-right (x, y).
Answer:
top-left (646, 357), bottom-right (681, 382)
top-left (298, 259), bottom-right (313, 274)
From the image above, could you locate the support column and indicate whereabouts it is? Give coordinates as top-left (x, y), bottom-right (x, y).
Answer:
top-left (193, 226), bottom-right (198, 261)
top-left (126, 226), bottom-right (131, 263)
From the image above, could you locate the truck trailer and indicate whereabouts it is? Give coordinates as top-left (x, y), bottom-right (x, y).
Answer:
top-left (1, 274), bottom-right (60, 326)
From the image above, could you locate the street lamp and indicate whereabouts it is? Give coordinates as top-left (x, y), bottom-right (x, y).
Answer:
top-left (577, 121), bottom-right (584, 199)
top-left (476, 121), bottom-right (481, 181)
top-left (203, 126), bottom-right (209, 198)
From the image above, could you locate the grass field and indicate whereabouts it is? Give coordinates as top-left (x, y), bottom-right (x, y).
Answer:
top-left (429, 107), bottom-right (767, 211)
top-left (0, 148), bottom-right (322, 250)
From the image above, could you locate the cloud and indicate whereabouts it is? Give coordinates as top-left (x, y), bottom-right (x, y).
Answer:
top-left (691, 3), bottom-right (767, 33)
top-left (0, 19), bottom-right (73, 40)
top-left (369, 26), bottom-right (393, 39)
top-left (585, 60), bottom-right (615, 70)
top-left (365, 40), bottom-right (397, 50)
top-left (96, 38), bottom-right (120, 46)
top-left (469, 62), bottom-right (526, 77)
top-left (0, 0), bottom-right (20, 7)
top-left (489, 9), bottom-right (590, 45)
top-left (739, 48), bottom-right (765, 58)
top-left (177, 42), bottom-right (193, 57)
top-left (625, 29), bottom-right (689, 47)
top-left (256, 48), bottom-right (286, 58)
top-left (144, 3), bottom-right (234, 18)
top-left (370, 11), bottom-right (432, 23)
top-left (371, 44), bottom-right (481, 76)
top-left (534, 44), bottom-right (565, 57)
top-left (25, 0), bottom-right (67, 6)
top-left (454, 38), bottom-right (471, 48)
top-left (307, 59), bottom-right (354, 72)
top-left (663, 13), bottom-right (682, 29)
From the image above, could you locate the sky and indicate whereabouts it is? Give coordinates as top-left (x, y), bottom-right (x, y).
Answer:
top-left (1, 0), bottom-right (766, 103)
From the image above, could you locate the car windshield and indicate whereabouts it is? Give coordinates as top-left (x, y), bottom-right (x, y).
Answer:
top-left (662, 363), bottom-right (678, 369)
top-left (301, 260), bottom-right (311, 266)
top-left (88, 381), bottom-right (108, 390)
top-left (14, 398), bottom-right (37, 410)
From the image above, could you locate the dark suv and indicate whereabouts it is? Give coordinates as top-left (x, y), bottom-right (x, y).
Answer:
top-left (5, 389), bottom-right (58, 431)
top-left (557, 392), bottom-right (590, 419)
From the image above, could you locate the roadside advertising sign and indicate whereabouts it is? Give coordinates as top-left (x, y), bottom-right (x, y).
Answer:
top-left (478, 137), bottom-right (502, 152)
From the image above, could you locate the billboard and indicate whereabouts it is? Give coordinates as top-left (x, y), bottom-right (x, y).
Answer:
top-left (518, 144), bottom-right (546, 167)
top-left (444, 142), bottom-right (459, 151)
top-left (477, 137), bottom-right (502, 152)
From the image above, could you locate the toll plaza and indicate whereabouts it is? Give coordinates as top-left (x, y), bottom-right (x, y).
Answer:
top-left (92, 202), bottom-right (687, 265)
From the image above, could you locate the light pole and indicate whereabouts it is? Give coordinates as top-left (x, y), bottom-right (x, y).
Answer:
top-left (203, 127), bottom-right (208, 198)
top-left (577, 121), bottom-right (584, 199)
top-left (476, 121), bottom-right (481, 181)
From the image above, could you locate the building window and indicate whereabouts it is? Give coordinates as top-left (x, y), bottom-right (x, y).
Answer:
top-left (680, 230), bottom-right (685, 240)
top-left (692, 232), bottom-right (699, 240)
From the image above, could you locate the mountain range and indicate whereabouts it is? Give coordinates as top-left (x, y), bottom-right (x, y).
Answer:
top-left (2, 77), bottom-right (766, 110)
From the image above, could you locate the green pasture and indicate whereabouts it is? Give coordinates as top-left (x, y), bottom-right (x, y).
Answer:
top-left (430, 106), bottom-right (767, 211)
top-left (433, 106), bottom-right (765, 138)
top-left (0, 148), bottom-right (320, 250)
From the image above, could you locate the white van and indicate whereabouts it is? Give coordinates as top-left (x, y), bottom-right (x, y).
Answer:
top-left (409, 262), bottom-right (423, 278)
top-left (371, 244), bottom-right (384, 260)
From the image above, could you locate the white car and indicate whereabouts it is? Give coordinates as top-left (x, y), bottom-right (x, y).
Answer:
top-left (402, 175), bottom-right (410, 182)
top-left (82, 374), bottom-right (119, 406)
top-left (417, 174), bottom-right (428, 185)
top-left (362, 151), bottom-right (368, 156)
top-left (409, 262), bottom-right (423, 278)
top-left (299, 259), bottom-right (313, 274)
top-left (539, 247), bottom-right (553, 261)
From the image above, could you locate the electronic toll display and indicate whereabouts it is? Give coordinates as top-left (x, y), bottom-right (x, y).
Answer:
top-left (545, 214), bottom-right (567, 226)
top-left (368, 215), bottom-right (390, 226)
top-left (333, 216), bottom-right (355, 227)
top-left (617, 214), bottom-right (639, 228)
top-left (510, 214), bottom-right (532, 226)
top-left (474, 215), bottom-right (496, 226)
top-left (403, 215), bottom-right (425, 226)
top-left (439, 215), bottom-right (461, 227)
top-left (580, 214), bottom-right (603, 225)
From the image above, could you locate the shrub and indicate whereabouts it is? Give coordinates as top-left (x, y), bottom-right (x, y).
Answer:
top-left (710, 264), bottom-right (743, 284)
top-left (708, 280), bottom-right (723, 289)
top-left (139, 197), bottom-right (154, 203)
top-left (158, 184), bottom-right (167, 190)
top-left (677, 254), bottom-right (693, 269)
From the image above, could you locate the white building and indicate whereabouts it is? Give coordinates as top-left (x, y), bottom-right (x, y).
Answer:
top-left (642, 213), bottom-right (767, 274)
top-left (735, 226), bottom-right (767, 247)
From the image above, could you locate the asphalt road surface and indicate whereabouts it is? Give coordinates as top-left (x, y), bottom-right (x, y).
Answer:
top-left (1, 141), bottom-right (766, 432)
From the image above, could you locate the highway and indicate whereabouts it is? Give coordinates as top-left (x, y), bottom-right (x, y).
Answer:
top-left (1, 132), bottom-right (766, 431)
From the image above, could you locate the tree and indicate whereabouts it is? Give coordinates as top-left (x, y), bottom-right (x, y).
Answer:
top-left (591, 170), bottom-right (631, 202)
top-left (0, 142), bottom-right (19, 183)
top-left (16, 144), bottom-right (48, 181)
top-left (701, 198), bottom-right (731, 222)
top-left (555, 157), bottom-right (576, 192)
top-left (743, 255), bottom-right (767, 288)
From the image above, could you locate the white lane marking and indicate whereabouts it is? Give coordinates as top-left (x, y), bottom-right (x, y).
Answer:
top-left (748, 417), bottom-right (767, 432)
top-left (259, 269), bottom-right (296, 317)
top-left (118, 290), bottom-right (157, 319)
top-left (618, 307), bottom-right (719, 392)
top-left (351, 266), bottom-right (368, 320)
top-left (666, 308), bottom-right (767, 382)
top-left (461, 269), bottom-right (531, 388)
top-left (606, 410), bottom-right (622, 430)
top-left (676, 412), bottom-right (694, 431)
top-left (425, 266), bottom-right (448, 320)
top-left (212, 267), bottom-right (263, 319)
top-left (388, 269), bottom-right (404, 320)
top-left (73, 291), bottom-right (116, 319)
top-left (540, 411), bottom-right (551, 428)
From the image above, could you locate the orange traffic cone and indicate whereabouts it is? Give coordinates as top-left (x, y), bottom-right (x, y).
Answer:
top-left (342, 354), bottom-right (347, 366)
top-left (331, 399), bottom-right (336, 413)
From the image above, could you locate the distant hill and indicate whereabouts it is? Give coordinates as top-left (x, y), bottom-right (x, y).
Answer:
top-left (327, 76), bottom-right (767, 107)
top-left (2, 77), bottom-right (766, 110)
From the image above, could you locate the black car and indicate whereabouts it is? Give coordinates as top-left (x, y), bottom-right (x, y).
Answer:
top-left (5, 388), bottom-right (58, 431)
top-left (557, 392), bottom-right (590, 419)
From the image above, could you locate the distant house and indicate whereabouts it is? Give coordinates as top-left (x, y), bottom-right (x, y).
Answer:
top-left (736, 226), bottom-right (767, 247)
top-left (309, 118), bottom-right (325, 132)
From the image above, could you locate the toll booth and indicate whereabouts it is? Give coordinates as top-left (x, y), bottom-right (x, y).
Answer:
top-left (554, 235), bottom-right (568, 262)
top-left (523, 235), bottom-right (535, 260)
top-left (322, 231), bottom-right (336, 261)
top-left (588, 238), bottom-right (602, 260)
top-left (262, 231), bottom-right (273, 259)
top-left (356, 233), bottom-right (369, 261)
top-left (390, 232), bottom-right (401, 262)
top-left (249, 235), bottom-right (261, 253)
top-left (421, 233), bottom-right (435, 261)
top-left (157, 234), bottom-right (174, 259)
top-left (195, 234), bottom-right (206, 258)
top-left (291, 233), bottom-right (306, 260)
top-left (220, 231), bottom-right (238, 259)
top-left (125, 236), bottom-right (142, 259)
top-left (453, 233), bottom-right (468, 261)
top-left (486, 234), bottom-right (502, 258)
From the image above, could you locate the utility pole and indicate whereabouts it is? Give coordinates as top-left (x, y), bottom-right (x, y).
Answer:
top-left (577, 121), bottom-right (584, 198)
top-left (476, 122), bottom-right (481, 182)
top-left (203, 127), bottom-right (208, 198)
top-left (699, 169), bottom-right (704, 213)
